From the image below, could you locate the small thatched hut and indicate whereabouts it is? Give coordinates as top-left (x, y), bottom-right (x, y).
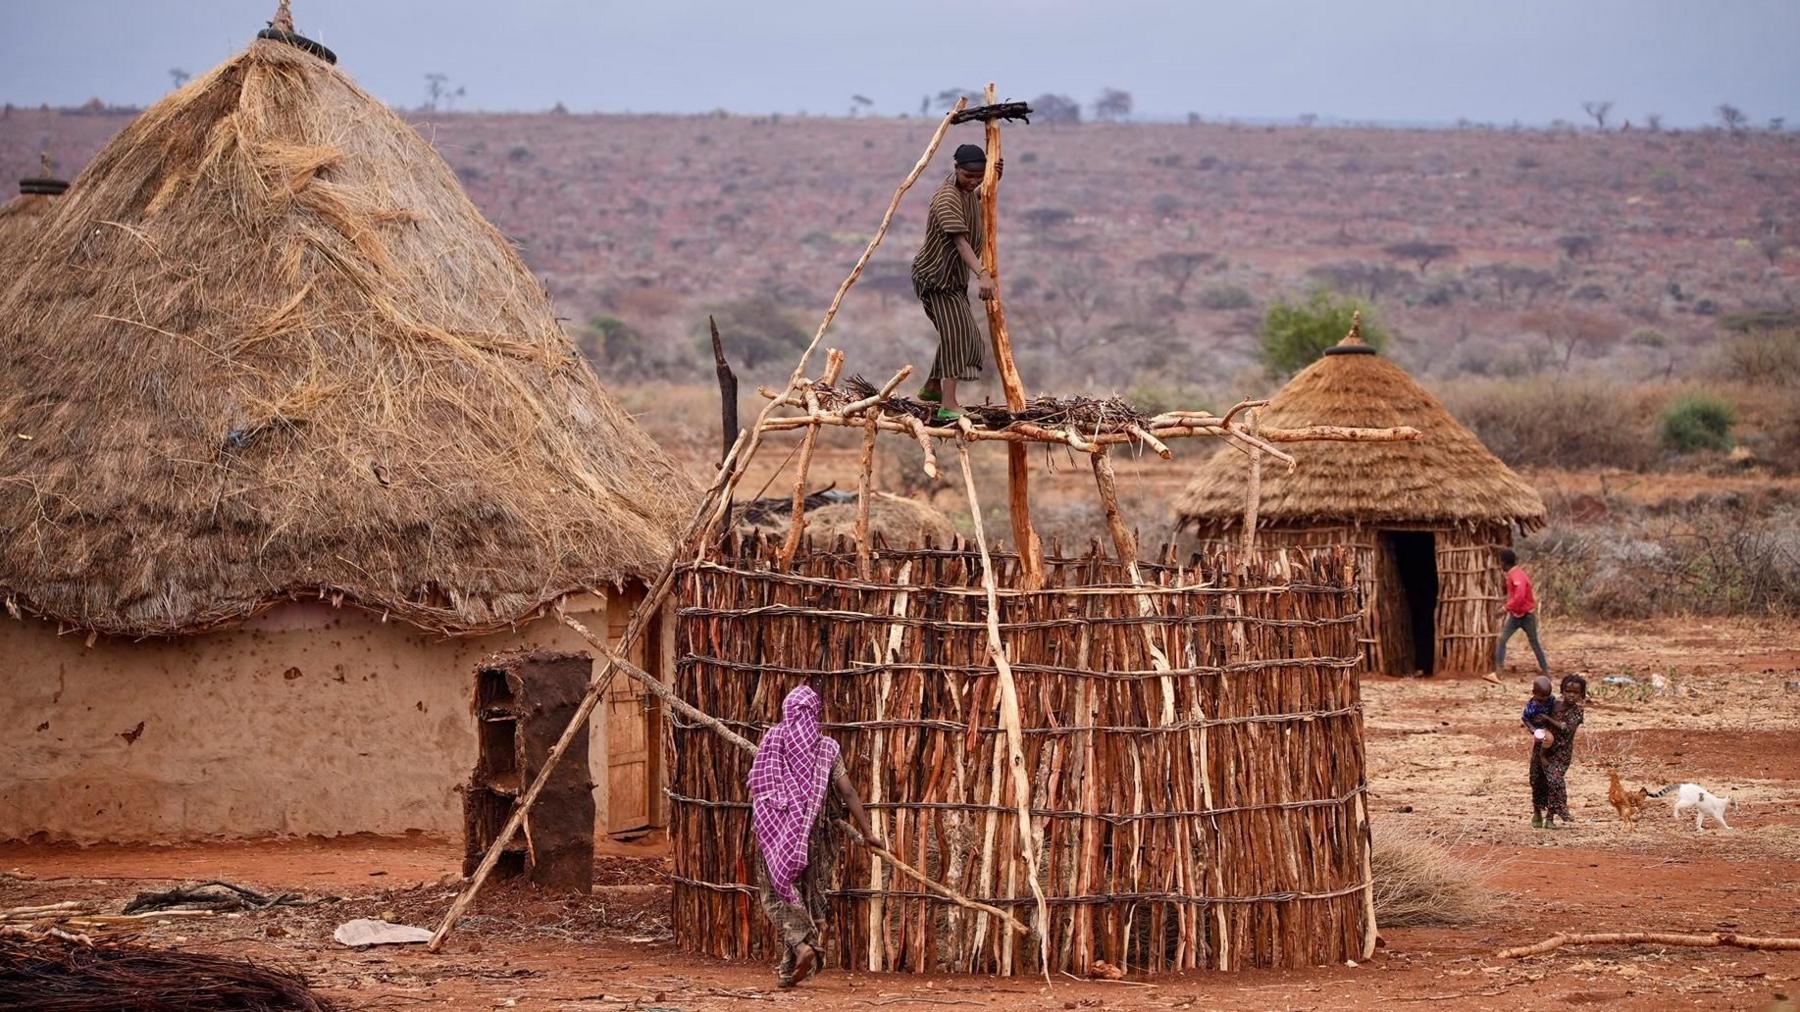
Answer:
top-left (1176, 330), bottom-right (1546, 676)
top-left (0, 8), bottom-right (696, 844)
top-left (0, 158), bottom-right (68, 257)
top-left (736, 490), bottom-right (958, 546)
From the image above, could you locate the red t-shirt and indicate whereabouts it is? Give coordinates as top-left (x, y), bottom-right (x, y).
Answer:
top-left (1504, 567), bottom-right (1537, 617)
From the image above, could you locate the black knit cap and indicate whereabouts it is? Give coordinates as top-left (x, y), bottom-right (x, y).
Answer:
top-left (953, 143), bottom-right (987, 167)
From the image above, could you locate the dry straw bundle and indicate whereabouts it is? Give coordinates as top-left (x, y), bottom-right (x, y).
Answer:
top-left (0, 12), bottom-right (693, 637)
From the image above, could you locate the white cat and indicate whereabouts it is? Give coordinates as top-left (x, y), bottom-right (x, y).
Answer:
top-left (1647, 783), bottom-right (1736, 831)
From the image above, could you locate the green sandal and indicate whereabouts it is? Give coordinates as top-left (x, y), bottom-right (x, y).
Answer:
top-left (917, 386), bottom-right (943, 403)
top-left (933, 408), bottom-right (964, 424)
top-left (1530, 815), bottom-right (1544, 829)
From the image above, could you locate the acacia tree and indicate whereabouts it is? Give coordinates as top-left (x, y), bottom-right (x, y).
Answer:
top-left (936, 87), bottom-right (981, 111)
top-left (1717, 103), bottom-right (1748, 133)
top-left (1137, 251), bottom-right (1215, 298)
top-left (1581, 100), bottom-right (1614, 130)
top-left (1383, 241), bottom-right (1458, 275)
top-left (1523, 309), bottom-right (1624, 371)
top-left (1093, 88), bottom-right (1133, 122)
top-left (424, 73), bottom-right (465, 112)
top-left (1032, 93), bottom-right (1081, 126)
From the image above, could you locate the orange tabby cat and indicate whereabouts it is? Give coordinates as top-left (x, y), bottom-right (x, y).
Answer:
top-left (1607, 767), bottom-right (1649, 829)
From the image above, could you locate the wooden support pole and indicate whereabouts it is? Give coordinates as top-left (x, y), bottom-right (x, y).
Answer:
top-left (779, 349), bottom-right (845, 568)
top-left (979, 81), bottom-right (1044, 590)
top-left (1241, 409), bottom-right (1263, 554)
top-left (855, 411), bottom-right (879, 580)
top-left (554, 609), bottom-right (1029, 939)
top-left (955, 440), bottom-right (1052, 978)
top-left (429, 102), bottom-right (968, 952)
top-left (1089, 448), bottom-right (1175, 725)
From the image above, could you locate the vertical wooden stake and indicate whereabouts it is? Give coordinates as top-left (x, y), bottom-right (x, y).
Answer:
top-left (1241, 409), bottom-right (1263, 555)
top-left (866, 561), bottom-right (913, 970)
top-left (979, 81), bottom-right (1044, 591)
top-left (1090, 449), bottom-right (1176, 725)
top-left (779, 349), bottom-right (845, 569)
top-left (855, 412), bottom-right (879, 580)
top-left (956, 441), bottom-right (1051, 979)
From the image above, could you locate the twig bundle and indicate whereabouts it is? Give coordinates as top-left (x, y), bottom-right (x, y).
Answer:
top-left (0, 935), bottom-right (336, 1011)
top-left (670, 537), bottom-right (1374, 975)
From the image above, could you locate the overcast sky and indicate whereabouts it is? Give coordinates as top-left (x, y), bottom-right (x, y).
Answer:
top-left (2, 0), bottom-right (1795, 127)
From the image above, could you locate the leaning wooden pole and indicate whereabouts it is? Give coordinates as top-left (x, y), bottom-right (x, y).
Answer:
top-left (979, 81), bottom-right (1044, 591)
top-left (956, 440), bottom-right (1053, 978)
top-left (555, 610), bottom-right (1031, 939)
top-left (428, 433), bottom-right (743, 952)
top-left (428, 103), bottom-right (968, 952)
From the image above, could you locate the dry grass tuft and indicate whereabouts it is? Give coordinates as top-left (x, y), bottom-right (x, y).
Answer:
top-left (1370, 825), bottom-right (1496, 928)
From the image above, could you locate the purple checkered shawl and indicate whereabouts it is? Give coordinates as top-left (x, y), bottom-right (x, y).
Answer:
top-left (748, 685), bottom-right (841, 905)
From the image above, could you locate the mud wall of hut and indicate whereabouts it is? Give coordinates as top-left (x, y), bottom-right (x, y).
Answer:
top-left (671, 539), bottom-right (1374, 975)
top-left (1186, 523), bottom-right (1512, 677)
top-left (0, 588), bottom-right (672, 844)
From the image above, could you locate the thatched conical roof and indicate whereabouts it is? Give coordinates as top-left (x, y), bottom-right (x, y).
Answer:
top-left (0, 155), bottom-right (68, 256)
top-left (0, 14), bottom-right (697, 637)
top-left (1175, 327), bottom-right (1546, 532)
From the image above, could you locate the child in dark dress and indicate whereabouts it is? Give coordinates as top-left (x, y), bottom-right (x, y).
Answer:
top-left (1525, 674), bottom-right (1587, 829)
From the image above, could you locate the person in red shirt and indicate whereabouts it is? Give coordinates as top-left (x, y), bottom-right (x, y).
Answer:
top-left (1490, 548), bottom-right (1549, 681)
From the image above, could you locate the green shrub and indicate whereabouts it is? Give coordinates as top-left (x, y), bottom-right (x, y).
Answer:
top-left (1659, 394), bottom-right (1735, 453)
top-left (1259, 289), bottom-right (1386, 375)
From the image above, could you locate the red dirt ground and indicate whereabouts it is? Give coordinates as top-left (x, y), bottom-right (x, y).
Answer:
top-left (3, 618), bottom-right (1796, 1010)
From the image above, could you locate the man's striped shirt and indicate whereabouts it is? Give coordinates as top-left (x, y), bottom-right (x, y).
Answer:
top-left (910, 173), bottom-right (984, 293)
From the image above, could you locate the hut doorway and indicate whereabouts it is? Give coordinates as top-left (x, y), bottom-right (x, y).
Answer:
top-left (1380, 531), bottom-right (1438, 675)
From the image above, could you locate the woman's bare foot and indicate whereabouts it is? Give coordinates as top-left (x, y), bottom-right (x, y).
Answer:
top-left (792, 943), bottom-right (819, 985)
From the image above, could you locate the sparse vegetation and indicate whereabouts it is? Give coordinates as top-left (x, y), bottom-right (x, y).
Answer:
top-left (1659, 393), bottom-right (1735, 453)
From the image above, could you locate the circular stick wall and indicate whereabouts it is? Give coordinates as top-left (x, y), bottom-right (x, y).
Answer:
top-left (672, 537), bottom-right (1374, 975)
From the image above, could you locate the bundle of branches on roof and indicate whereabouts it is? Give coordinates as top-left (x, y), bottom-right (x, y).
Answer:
top-left (734, 484), bottom-right (851, 525)
top-left (0, 934), bottom-right (337, 1011)
top-left (838, 376), bottom-right (1152, 434)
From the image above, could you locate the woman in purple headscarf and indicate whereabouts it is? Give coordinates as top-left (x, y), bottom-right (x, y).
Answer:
top-left (748, 684), bottom-right (878, 988)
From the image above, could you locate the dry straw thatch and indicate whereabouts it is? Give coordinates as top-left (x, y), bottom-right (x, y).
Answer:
top-left (0, 16), bottom-right (695, 637)
top-left (1176, 331), bottom-right (1546, 532)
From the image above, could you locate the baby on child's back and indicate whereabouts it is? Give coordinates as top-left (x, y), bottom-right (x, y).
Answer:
top-left (1521, 675), bottom-right (1560, 749)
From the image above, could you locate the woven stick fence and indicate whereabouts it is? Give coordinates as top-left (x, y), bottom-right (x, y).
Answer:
top-left (671, 536), bottom-right (1374, 976)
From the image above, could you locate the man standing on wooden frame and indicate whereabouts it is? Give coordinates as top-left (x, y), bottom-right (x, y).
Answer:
top-left (911, 142), bottom-right (1001, 423)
